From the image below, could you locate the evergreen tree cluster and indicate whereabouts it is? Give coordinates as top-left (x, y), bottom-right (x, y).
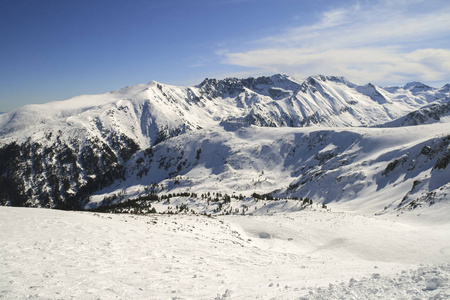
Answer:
top-left (89, 190), bottom-right (318, 216)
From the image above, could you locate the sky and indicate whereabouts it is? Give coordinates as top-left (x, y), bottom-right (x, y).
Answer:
top-left (1, 0), bottom-right (450, 112)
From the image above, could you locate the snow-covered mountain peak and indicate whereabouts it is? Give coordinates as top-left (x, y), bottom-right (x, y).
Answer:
top-left (197, 74), bottom-right (301, 99)
top-left (403, 81), bottom-right (433, 92)
top-left (197, 77), bottom-right (242, 98)
top-left (441, 83), bottom-right (450, 92)
top-left (113, 82), bottom-right (153, 95)
top-left (356, 82), bottom-right (391, 104)
top-left (304, 74), bottom-right (357, 88)
top-left (0, 91), bottom-right (119, 135)
top-left (111, 80), bottom-right (181, 98)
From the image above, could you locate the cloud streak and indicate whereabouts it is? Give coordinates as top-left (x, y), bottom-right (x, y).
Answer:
top-left (219, 0), bottom-right (450, 85)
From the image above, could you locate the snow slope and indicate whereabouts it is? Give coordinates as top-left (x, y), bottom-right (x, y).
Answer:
top-left (86, 121), bottom-right (450, 216)
top-left (1, 206), bottom-right (449, 299)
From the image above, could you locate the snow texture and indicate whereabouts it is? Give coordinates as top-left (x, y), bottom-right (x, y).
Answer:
top-left (305, 264), bottom-right (450, 300)
top-left (1, 207), bottom-right (449, 299)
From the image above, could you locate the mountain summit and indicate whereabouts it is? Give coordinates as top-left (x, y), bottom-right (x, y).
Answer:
top-left (403, 81), bottom-right (433, 91)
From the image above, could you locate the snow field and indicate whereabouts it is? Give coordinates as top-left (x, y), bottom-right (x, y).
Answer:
top-left (1, 206), bottom-right (449, 299)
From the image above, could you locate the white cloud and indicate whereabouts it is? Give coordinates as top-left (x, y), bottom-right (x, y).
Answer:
top-left (219, 0), bottom-right (450, 85)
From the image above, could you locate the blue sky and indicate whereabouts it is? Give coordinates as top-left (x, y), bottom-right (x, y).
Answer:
top-left (1, 0), bottom-right (450, 112)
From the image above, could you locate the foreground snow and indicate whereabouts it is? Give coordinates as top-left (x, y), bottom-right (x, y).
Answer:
top-left (306, 264), bottom-right (450, 300)
top-left (1, 207), bottom-right (449, 299)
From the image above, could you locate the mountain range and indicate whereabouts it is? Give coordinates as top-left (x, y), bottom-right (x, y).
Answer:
top-left (0, 74), bottom-right (449, 214)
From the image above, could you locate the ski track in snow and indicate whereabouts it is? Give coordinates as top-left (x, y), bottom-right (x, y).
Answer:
top-left (1, 207), bottom-right (449, 299)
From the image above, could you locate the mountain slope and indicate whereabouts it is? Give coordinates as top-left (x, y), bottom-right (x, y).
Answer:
top-left (86, 121), bottom-right (450, 215)
top-left (381, 100), bottom-right (450, 127)
top-left (0, 74), bottom-right (449, 212)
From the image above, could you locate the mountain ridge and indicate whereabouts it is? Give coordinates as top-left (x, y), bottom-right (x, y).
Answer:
top-left (0, 74), bottom-right (449, 213)
top-left (2, 74), bottom-right (448, 144)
